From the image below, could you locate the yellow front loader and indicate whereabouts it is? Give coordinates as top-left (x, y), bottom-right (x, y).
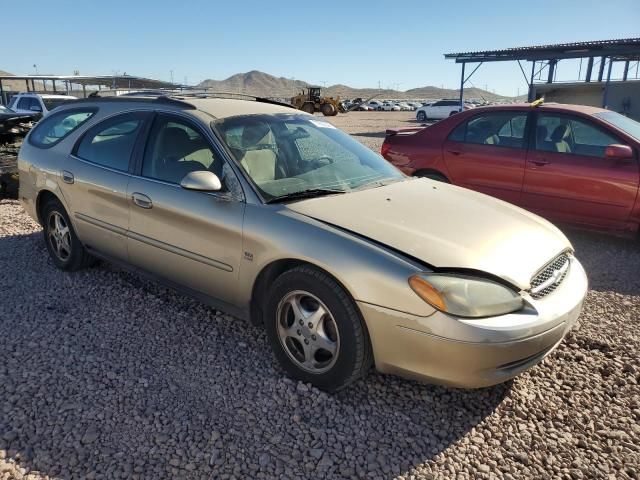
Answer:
top-left (291, 87), bottom-right (345, 116)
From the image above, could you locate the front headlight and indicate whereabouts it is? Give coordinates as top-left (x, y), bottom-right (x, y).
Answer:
top-left (408, 273), bottom-right (524, 318)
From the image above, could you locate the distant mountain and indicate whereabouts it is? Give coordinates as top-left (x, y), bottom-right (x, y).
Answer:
top-left (197, 70), bottom-right (517, 101)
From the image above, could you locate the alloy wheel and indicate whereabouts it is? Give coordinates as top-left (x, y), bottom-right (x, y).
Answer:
top-left (276, 290), bottom-right (340, 374)
top-left (47, 211), bottom-right (72, 262)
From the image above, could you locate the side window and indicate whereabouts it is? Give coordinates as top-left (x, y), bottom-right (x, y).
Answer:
top-left (464, 112), bottom-right (528, 148)
top-left (448, 122), bottom-right (466, 142)
top-left (142, 116), bottom-right (225, 185)
top-left (536, 114), bottom-right (618, 157)
top-left (431, 101), bottom-right (443, 107)
top-left (30, 98), bottom-right (43, 112)
top-left (17, 98), bottom-right (31, 110)
top-left (29, 109), bottom-right (96, 148)
top-left (75, 112), bottom-right (145, 170)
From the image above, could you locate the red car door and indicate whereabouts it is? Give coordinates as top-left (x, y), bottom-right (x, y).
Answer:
top-left (442, 110), bottom-right (529, 205)
top-left (522, 112), bottom-right (639, 231)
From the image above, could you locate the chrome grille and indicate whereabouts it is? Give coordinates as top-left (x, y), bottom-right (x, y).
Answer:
top-left (529, 253), bottom-right (570, 299)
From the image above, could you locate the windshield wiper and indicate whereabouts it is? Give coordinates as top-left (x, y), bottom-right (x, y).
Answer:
top-left (265, 188), bottom-right (346, 204)
top-left (353, 177), bottom-right (406, 191)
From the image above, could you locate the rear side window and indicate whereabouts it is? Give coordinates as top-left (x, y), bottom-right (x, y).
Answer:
top-left (447, 112), bottom-right (528, 149)
top-left (75, 112), bottom-right (148, 171)
top-left (29, 108), bottom-right (97, 149)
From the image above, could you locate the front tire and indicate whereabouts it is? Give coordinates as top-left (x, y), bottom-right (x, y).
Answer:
top-left (321, 103), bottom-right (336, 116)
top-left (417, 111), bottom-right (427, 122)
top-left (42, 198), bottom-right (95, 271)
top-left (264, 266), bottom-right (372, 391)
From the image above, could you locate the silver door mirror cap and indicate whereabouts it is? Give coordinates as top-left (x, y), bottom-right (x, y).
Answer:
top-left (180, 171), bottom-right (222, 191)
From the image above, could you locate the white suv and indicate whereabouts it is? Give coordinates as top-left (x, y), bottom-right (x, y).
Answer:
top-left (8, 93), bottom-right (77, 116)
top-left (416, 99), bottom-right (471, 122)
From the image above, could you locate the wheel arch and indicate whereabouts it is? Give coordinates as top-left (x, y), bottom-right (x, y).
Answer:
top-left (249, 258), bottom-right (362, 328)
top-left (36, 189), bottom-right (62, 225)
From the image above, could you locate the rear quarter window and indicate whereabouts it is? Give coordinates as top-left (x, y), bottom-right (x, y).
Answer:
top-left (29, 108), bottom-right (97, 149)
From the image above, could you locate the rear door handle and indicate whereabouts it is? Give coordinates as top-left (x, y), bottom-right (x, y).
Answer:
top-left (531, 159), bottom-right (550, 166)
top-left (132, 192), bottom-right (153, 209)
top-left (61, 170), bottom-right (74, 184)
top-left (447, 150), bottom-right (462, 156)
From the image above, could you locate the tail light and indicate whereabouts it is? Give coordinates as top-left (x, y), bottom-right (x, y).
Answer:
top-left (381, 141), bottom-right (391, 158)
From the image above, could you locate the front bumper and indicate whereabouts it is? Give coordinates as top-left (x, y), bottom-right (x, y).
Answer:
top-left (359, 257), bottom-right (587, 388)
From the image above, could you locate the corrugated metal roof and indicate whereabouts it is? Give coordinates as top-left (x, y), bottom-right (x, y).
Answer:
top-left (445, 38), bottom-right (640, 62)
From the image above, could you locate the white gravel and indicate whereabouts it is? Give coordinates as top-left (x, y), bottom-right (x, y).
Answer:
top-left (1, 112), bottom-right (639, 479)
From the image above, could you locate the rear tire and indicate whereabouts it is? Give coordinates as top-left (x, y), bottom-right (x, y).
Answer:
top-left (415, 171), bottom-right (449, 183)
top-left (417, 111), bottom-right (427, 122)
top-left (301, 103), bottom-right (315, 114)
top-left (42, 198), bottom-right (95, 271)
top-left (264, 266), bottom-right (372, 391)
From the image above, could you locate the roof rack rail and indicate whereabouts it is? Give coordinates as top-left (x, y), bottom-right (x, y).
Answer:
top-left (170, 91), bottom-right (297, 110)
top-left (79, 91), bottom-right (196, 109)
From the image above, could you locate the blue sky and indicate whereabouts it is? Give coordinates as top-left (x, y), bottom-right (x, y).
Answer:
top-left (4, 0), bottom-right (639, 96)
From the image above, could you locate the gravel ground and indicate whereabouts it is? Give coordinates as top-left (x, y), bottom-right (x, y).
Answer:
top-left (1, 111), bottom-right (639, 479)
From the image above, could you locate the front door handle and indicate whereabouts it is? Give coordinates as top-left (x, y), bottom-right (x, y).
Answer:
top-left (132, 192), bottom-right (153, 209)
top-left (447, 149), bottom-right (462, 156)
top-left (61, 170), bottom-right (74, 184)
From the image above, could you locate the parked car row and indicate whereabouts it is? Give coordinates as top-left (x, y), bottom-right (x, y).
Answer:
top-left (19, 94), bottom-right (587, 392)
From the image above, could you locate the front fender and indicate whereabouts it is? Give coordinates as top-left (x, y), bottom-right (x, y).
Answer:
top-left (238, 204), bottom-right (436, 318)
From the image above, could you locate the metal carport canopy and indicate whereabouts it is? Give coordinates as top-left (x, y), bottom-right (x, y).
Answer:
top-left (444, 38), bottom-right (640, 63)
top-left (0, 74), bottom-right (177, 89)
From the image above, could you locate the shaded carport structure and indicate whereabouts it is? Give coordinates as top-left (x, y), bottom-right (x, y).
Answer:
top-left (0, 74), bottom-right (178, 105)
top-left (444, 38), bottom-right (640, 108)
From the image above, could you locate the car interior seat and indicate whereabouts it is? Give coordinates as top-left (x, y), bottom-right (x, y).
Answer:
top-left (550, 125), bottom-right (572, 154)
top-left (476, 120), bottom-right (500, 145)
top-left (240, 123), bottom-right (278, 182)
top-left (155, 127), bottom-right (206, 183)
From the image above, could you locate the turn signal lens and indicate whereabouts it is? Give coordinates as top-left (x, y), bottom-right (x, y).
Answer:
top-left (381, 142), bottom-right (391, 158)
top-left (408, 275), bottom-right (447, 311)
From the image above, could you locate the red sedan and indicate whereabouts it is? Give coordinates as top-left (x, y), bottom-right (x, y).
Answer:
top-left (381, 103), bottom-right (640, 234)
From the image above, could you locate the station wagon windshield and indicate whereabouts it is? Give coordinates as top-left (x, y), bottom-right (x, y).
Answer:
top-left (214, 113), bottom-right (404, 201)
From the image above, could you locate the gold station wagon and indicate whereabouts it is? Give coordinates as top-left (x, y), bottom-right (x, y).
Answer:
top-left (18, 94), bottom-right (587, 391)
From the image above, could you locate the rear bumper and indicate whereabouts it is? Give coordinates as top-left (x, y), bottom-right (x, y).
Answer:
top-left (359, 257), bottom-right (587, 388)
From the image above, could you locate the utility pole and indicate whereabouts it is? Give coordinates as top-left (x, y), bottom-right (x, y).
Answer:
top-left (170, 70), bottom-right (174, 84)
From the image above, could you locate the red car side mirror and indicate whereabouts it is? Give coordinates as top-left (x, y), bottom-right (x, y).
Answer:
top-left (605, 144), bottom-right (634, 160)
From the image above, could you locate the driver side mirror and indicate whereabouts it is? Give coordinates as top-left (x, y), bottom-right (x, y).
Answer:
top-left (180, 171), bottom-right (222, 192)
top-left (605, 144), bottom-right (633, 160)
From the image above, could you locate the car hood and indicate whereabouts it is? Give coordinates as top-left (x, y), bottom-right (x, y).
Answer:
top-left (287, 178), bottom-right (571, 289)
